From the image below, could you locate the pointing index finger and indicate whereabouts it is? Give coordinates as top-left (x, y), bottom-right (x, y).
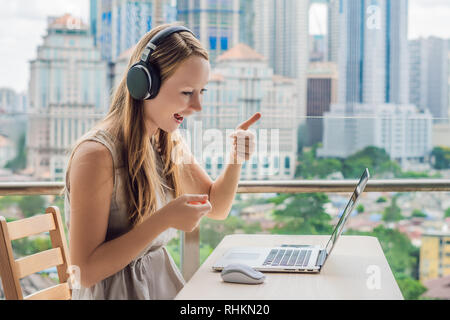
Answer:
top-left (236, 112), bottom-right (261, 130)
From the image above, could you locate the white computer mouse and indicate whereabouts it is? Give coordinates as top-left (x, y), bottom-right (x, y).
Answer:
top-left (221, 263), bottom-right (266, 284)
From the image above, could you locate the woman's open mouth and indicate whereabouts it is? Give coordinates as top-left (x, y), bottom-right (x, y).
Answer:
top-left (173, 113), bottom-right (184, 124)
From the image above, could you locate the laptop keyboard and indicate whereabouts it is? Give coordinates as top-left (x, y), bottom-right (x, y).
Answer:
top-left (263, 249), bottom-right (312, 267)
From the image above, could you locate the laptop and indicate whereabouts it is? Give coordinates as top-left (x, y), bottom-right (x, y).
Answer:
top-left (212, 168), bottom-right (370, 273)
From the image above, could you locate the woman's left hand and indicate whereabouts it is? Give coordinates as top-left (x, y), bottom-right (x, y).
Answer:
top-left (229, 112), bottom-right (261, 164)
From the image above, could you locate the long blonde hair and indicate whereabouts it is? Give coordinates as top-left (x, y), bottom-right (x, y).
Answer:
top-left (66, 22), bottom-right (209, 226)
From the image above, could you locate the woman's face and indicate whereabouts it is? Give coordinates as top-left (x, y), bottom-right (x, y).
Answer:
top-left (143, 55), bottom-right (210, 136)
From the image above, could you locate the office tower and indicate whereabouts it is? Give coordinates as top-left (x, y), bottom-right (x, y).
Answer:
top-left (253, 0), bottom-right (310, 123)
top-left (28, 14), bottom-right (107, 180)
top-left (90, 0), bottom-right (177, 62)
top-left (328, 0), bottom-right (409, 105)
top-left (239, 0), bottom-right (255, 49)
top-left (420, 230), bottom-right (450, 282)
top-left (387, 0), bottom-right (409, 105)
top-left (327, 0), bottom-right (339, 63)
top-left (176, 0), bottom-right (241, 66)
top-left (184, 43), bottom-right (298, 180)
top-left (320, 0), bottom-right (415, 160)
top-left (409, 37), bottom-right (449, 123)
top-left (306, 62), bottom-right (338, 146)
top-left (0, 134), bottom-right (15, 168)
top-left (309, 35), bottom-right (328, 62)
top-left (0, 88), bottom-right (18, 114)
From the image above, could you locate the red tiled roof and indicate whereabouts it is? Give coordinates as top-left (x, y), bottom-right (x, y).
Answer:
top-left (49, 13), bottom-right (87, 30)
top-left (422, 275), bottom-right (450, 300)
top-left (209, 73), bottom-right (224, 82)
top-left (217, 43), bottom-right (266, 62)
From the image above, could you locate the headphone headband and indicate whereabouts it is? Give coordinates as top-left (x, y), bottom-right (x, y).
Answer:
top-left (140, 25), bottom-right (195, 63)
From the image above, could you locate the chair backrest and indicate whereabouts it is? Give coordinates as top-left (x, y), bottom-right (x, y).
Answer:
top-left (0, 206), bottom-right (72, 300)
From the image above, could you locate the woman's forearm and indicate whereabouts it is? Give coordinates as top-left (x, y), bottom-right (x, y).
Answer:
top-left (208, 155), bottom-right (242, 220)
top-left (77, 211), bottom-right (170, 288)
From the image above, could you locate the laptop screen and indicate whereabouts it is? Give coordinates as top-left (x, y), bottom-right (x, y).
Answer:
top-left (324, 168), bottom-right (370, 257)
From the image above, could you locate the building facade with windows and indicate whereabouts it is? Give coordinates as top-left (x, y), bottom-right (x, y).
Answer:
top-left (28, 14), bottom-right (107, 180)
top-left (420, 230), bottom-right (450, 282)
top-left (317, 103), bottom-right (433, 164)
top-left (90, 0), bottom-right (177, 62)
top-left (176, 0), bottom-right (241, 66)
top-left (409, 37), bottom-right (449, 123)
top-left (183, 43), bottom-right (298, 180)
top-left (253, 0), bottom-right (309, 124)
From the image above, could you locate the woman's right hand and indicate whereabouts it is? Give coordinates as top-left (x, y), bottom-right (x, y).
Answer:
top-left (158, 194), bottom-right (212, 232)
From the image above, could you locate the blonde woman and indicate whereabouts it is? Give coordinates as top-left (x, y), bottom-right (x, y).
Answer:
top-left (64, 23), bottom-right (261, 300)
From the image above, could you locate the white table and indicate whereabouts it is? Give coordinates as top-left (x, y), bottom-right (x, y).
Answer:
top-left (175, 234), bottom-right (404, 300)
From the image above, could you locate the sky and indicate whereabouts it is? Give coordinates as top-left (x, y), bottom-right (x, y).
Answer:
top-left (1, 0), bottom-right (450, 93)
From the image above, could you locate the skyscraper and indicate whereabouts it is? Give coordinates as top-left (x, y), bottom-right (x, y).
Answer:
top-left (306, 62), bottom-right (338, 146)
top-left (409, 37), bottom-right (449, 123)
top-left (253, 0), bottom-right (310, 123)
top-left (28, 14), bottom-right (107, 180)
top-left (90, 0), bottom-right (177, 62)
top-left (328, 0), bottom-right (409, 105)
top-left (176, 0), bottom-right (241, 66)
top-left (318, 0), bottom-right (432, 164)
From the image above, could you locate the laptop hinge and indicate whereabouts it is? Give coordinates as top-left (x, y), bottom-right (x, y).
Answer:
top-left (315, 249), bottom-right (327, 267)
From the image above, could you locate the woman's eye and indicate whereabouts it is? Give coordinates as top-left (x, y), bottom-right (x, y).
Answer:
top-left (182, 92), bottom-right (193, 96)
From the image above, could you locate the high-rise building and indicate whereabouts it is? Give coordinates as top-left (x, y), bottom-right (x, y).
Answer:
top-left (309, 34), bottom-right (328, 63)
top-left (420, 230), bottom-right (450, 282)
top-left (409, 37), bottom-right (449, 123)
top-left (0, 88), bottom-right (18, 114)
top-left (184, 43), bottom-right (298, 180)
top-left (306, 62), bottom-right (338, 146)
top-left (28, 14), bottom-right (107, 180)
top-left (320, 0), bottom-right (414, 160)
top-left (239, 0), bottom-right (255, 49)
top-left (253, 0), bottom-right (309, 123)
top-left (90, 0), bottom-right (177, 63)
top-left (176, 0), bottom-right (241, 66)
top-left (329, 0), bottom-right (409, 105)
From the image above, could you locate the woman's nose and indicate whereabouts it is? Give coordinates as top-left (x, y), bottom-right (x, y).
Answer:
top-left (190, 93), bottom-right (202, 112)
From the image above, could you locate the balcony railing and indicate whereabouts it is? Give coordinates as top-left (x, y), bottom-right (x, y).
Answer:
top-left (1, 179), bottom-right (450, 281)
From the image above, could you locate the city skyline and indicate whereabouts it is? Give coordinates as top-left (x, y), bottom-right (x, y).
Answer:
top-left (0, 0), bottom-right (450, 93)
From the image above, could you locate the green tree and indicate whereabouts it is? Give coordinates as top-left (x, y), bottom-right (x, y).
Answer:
top-left (268, 193), bottom-right (332, 235)
top-left (382, 196), bottom-right (403, 223)
top-left (411, 209), bottom-right (427, 218)
top-left (11, 237), bottom-right (52, 257)
top-left (4, 132), bottom-right (27, 172)
top-left (445, 208), bottom-right (450, 219)
top-left (18, 195), bottom-right (47, 218)
top-left (431, 146), bottom-right (450, 169)
top-left (376, 196), bottom-right (387, 203)
top-left (356, 204), bottom-right (365, 213)
top-left (342, 146), bottom-right (401, 178)
top-left (295, 146), bottom-right (342, 179)
top-left (396, 274), bottom-right (427, 300)
top-left (200, 215), bottom-right (262, 250)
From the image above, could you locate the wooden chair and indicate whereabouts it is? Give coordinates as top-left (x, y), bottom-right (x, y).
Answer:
top-left (0, 206), bottom-right (72, 300)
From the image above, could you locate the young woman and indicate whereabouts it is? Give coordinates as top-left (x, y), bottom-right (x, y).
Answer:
top-left (64, 22), bottom-right (261, 299)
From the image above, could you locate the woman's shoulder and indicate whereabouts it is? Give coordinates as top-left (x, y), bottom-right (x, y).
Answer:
top-left (72, 140), bottom-right (114, 169)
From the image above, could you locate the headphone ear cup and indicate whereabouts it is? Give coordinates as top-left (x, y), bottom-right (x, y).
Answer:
top-left (146, 63), bottom-right (161, 100)
top-left (126, 62), bottom-right (151, 100)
